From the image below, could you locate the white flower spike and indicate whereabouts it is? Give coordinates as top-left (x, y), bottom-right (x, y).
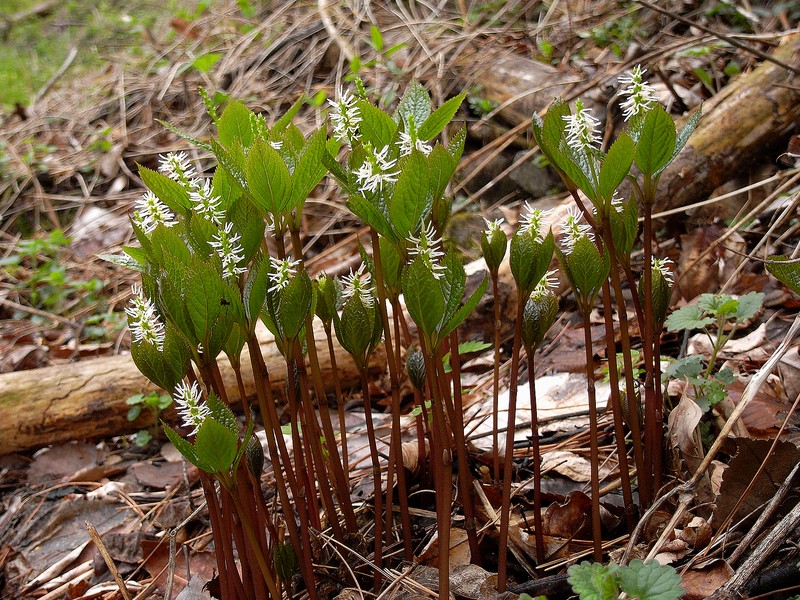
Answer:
top-left (397, 129), bottom-right (432, 157)
top-left (268, 256), bottom-right (301, 293)
top-left (341, 264), bottom-right (376, 307)
top-left (407, 222), bottom-right (446, 280)
top-left (652, 257), bottom-right (675, 286)
top-left (484, 217), bottom-right (505, 237)
top-left (329, 88), bottom-right (362, 145)
top-left (518, 202), bottom-right (550, 242)
top-left (354, 145), bottom-right (400, 194)
top-left (562, 99), bottom-right (601, 151)
top-left (561, 207), bottom-right (594, 254)
top-left (158, 151), bottom-right (196, 185)
top-left (209, 222), bottom-right (247, 280)
top-left (125, 285), bottom-right (166, 351)
top-left (619, 65), bottom-right (657, 121)
top-left (173, 381), bottom-right (210, 436)
top-left (190, 179), bottom-right (225, 225)
top-left (135, 191), bottom-right (177, 235)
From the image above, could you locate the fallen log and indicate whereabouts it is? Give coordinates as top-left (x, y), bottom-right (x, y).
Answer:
top-left (0, 322), bottom-right (385, 456)
top-left (455, 33), bottom-right (800, 212)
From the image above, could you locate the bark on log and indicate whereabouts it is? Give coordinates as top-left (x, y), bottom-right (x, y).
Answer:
top-left (659, 33), bottom-right (800, 212)
top-left (0, 322), bottom-right (385, 456)
top-left (456, 34), bottom-right (800, 212)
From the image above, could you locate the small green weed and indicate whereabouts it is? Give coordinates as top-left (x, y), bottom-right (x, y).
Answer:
top-left (126, 391), bottom-right (172, 446)
top-left (564, 560), bottom-right (684, 600)
top-left (665, 292), bottom-right (763, 411)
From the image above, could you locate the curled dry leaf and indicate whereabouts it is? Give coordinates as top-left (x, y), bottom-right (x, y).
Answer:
top-left (680, 559), bottom-right (734, 600)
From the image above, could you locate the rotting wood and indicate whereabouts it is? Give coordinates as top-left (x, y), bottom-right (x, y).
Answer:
top-left (455, 34), bottom-right (800, 213)
top-left (0, 322), bottom-right (385, 456)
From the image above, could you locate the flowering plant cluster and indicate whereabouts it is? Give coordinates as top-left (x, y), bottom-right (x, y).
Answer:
top-left (112, 66), bottom-right (700, 598)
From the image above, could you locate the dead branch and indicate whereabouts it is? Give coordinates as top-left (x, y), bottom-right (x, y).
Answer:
top-left (0, 322), bottom-right (385, 455)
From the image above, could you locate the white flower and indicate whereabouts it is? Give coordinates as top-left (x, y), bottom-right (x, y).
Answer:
top-left (268, 256), bottom-right (301, 293)
top-left (484, 217), bottom-right (504, 237)
top-left (397, 129), bottom-right (432, 157)
top-left (158, 151), bottom-right (196, 184)
top-left (190, 179), bottom-right (225, 225)
top-left (619, 65), bottom-right (656, 121)
top-left (269, 140), bottom-right (283, 150)
top-left (209, 222), bottom-right (247, 280)
top-left (173, 381), bottom-right (210, 436)
top-left (329, 88), bottom-right (362, 144)
top-left (135, 191), bottom-right (177, 234)
top-left (652, 257), bottom-right (675, 286)
top-left (354, 145), bottom-right (400, 194)
top-left (561, 207), bottom-right (594, 254)
top-left (610, 192), bottom-right (624, 213)
top-left (530, 269), bottom-right (558, 300)
top-left (518, 203), bottom-right (550, 242)
top-left (407, 221), bottom-right (446, 280)
top-left (125, 285), bottom-right (166, 351)
top-left (341, 264), bottom-right (375, 307)
top-left (562, 99), bottom-right (601, 151)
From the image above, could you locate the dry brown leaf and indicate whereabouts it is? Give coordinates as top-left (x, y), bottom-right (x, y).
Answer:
top-left (681, 559), bottom-right (734, 600)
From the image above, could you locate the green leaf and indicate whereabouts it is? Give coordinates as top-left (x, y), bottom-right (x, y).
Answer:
top-left (668, 107), bottom-right (701, 170)
top-left (598, 133), bottom-right (634, 203)
top-left (442, 275), bottom-right (488, 338)
top-left (618, 560), bottom-right (684, 600)
top-left (157, 119), bottom-right (213, 152)
top-left (510, 230), bottom-right (556, 295)
top-left (767, 256), bottom-right (800, 296)
top-left (439, 252), bottom-right (467, 331)
top-left (274, 96), bottom-right (305, 133)
top-left (244, 254), bottom-right (270, 328)
top-left (130, 325), bottom-right (188, 392)
top-left (457, 340), bottom-right (493, 354)
top-left (139, 166), bottom-right (191, 215)
top-left (277, 270), bottom-right (313, 341)
top-left (402, 256), bottom-right (445, 337)
top-left (127, 406), bottom-right (142, 421)
top-left (567, 562), bottom-right (620, 600)
top-left (557, 236), bottom-right (609, 303)
top-left (195, 419), bottom-right (239, 475)
top-left (447, 125), bottom-right (467, 162)
top-left (417, 93), bottom-right (465, 141)
top-left (205, 392), bottom-right (238, 436)
top-left (247, 138), bottom-right (291, 215)
top-left (609, 197), bottom-right (638, 259)
top-left (346, 195), bottom-right (394, 241)
top-left (191, 52), bottom-right (222, 74)
top-left (290, 127), bottom-right (327, 215)
top-left (336, 295), bottom-right (380, 368)
top-left (390, 150), bottom-right (431, 238)
top-left (184, 260), bottom-right (225, 341)
top-left (733, 291), bottom-right (764, 321)
top-left (427, 144), bottom-right (457, 202)
top-left (369, 24), bottom-right (384, 51)
top-left (217, 100), bottom-right (255, 149)
top-left (634, 106), bottom-right (676, 177)
top-left (663, 354), bottom-right (704, 381)
top-left (163, 424), bottom-right (212, 471)
top-left (357, 101), bottom-right (397, 148)
top-left (209, 138), bottom-right (248, 190)
top-left (396, 81), bottom-right (431, 128)
top-left (665, 304), bottom-right (713, 332)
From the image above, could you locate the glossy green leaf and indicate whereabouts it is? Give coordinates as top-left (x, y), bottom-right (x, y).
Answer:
top-left (217, 99), bottom-right (255, 149)
top-left (346, 195), bottom-right (394, 241)
top-left (665, 305), bottom-right (714, 332)
top-left (246, 138), bottom-right (291, 215)
top-left (427, 144), bottom-right (457, 202)
top-left (598, 133), bottom-right (634, 202)
top-left (402, 256), bottom-right (445, 337)
top-left (666, 107), bottom-right (702, 171)
top-left (357, 101), bottom-right (396, 148)
top-left (634, 106), bottom-right (676, 177)
top-left (195, 419), bottom-right (239, 475)
top-left (163, 424), bottom-right (212, 471)
top-left (417, 92), bottom-right (465, 141)
top-left (289, 127), bottom-right (327, 214)
top-left (510, 230), bottom-right (556, 295)
top-left (442, 275), bottom-right (488, 338)
top-left (390, 150), bottom-right (431, 238)
top-left (277, 270), bottom-right (313, 341)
